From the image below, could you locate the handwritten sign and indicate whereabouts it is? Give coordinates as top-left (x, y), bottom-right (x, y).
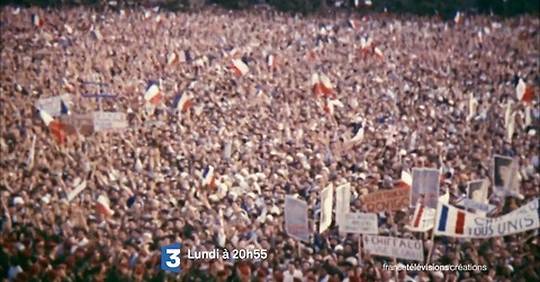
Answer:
top-left (93, 112), bottom-right (128, 132)
top-left (363, 235), bottom-right (424, 262)
top-left (362, 187), bottom-right (410, 213)
top-left (340, 212), bottom-right (378, 234)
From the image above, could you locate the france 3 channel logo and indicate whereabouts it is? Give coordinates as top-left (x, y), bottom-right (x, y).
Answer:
top-left (160, 243), bottom-right (182, 273)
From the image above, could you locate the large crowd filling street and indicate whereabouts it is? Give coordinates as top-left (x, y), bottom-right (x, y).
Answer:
top-left (0, 4), bottom-right (539, 281)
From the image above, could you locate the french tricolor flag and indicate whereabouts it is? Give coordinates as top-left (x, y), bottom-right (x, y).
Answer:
top-left (39, 109), bottom-right (75, 144)
top-left (173, 93), bottom-right (193, 113)
top-left (516, 78), bottom-right (534, 104)
top-left (311, 73), bottom-right (336, 98)
top-left (202, 165), bottom-right (217, 190)
top-left (230, 59), bottom-right (249, 77)
top-left (32, 14), bottom-right (44, 28)
top-left (435, 203), bottom-right (467, 236)
top-left (144, 82), bottom-right (162, 106)
top-left (96, 194), bottom-right (114, 218)
top-left (406, 202), bottom-right (435, 232)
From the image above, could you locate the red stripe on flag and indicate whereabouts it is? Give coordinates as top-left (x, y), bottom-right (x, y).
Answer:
top-left (523, 86), bottom-right (534, 104)
top-left (455, 211), bottom-right (466, 234)
top-left (313, 83), bottom-right (323, 96)
top-left (149, 93), bottom-right (162, 105)
top-left (49, 121), bottom-right (67, 144)
top-left (413, 205), bottom-right (424, 227)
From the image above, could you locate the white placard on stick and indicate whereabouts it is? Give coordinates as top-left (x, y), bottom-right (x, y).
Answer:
top-left (285, 195), bottom-right (310, 242)
top-left (340, 212), bottom-right (378, 234)
top-left (335, 183), bottom-right (351, 227)
top-left (319, 184), bottom-right (333, 233)
top-left (363, 234), bottom-right (424, 262)
top-left (93, 111), bottom-right (128, 132)
top-left (411, 168), bottom-right (440, 209)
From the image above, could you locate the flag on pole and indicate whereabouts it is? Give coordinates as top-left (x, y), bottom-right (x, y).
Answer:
top-left (516, 78), bottom-right (534, 104)
top-left (311, 73), bottom-right (322, 96)
top-left (144, 82), bottom-right (162, 106)
top-left (167, 52), bottom-right (178, 65)
top-left (32, 14), bottom-right (44, 27)
top-left (96, 194), bottom-right (114, 217)
top-left (311, 73), bottom-right (335, 98)
top-left (38, 109), bottom-right (75, 144)
top-left (406, 202), bottom-right (435, 232)
top-left (202, 165), bottom-right (217, 190)
top-left (230, 59), bottom-right (249, 76)
top-left (319, 73), bottom-right (335, 97)
top-left (173, 93), bottom-right (193, 113)
top-left (454, 12), bottom-right (462, 25)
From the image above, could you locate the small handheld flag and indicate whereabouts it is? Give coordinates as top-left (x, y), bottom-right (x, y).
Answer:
top-left (32, 14), bottom-right (44, 28)
top-left (173, 93), bottom-right (193, 113)
top-left (38, 109), bottom-right (75, 144)
top-left (516, 78), bottom-right (534, 104)
top-left (202, 165), bottom-right (217, 190)
top-left (96, 194), bottom-right (114, 217)
top-left (144, 82), bottom-right (162, 106)
top-left (231, 59), bottom-right (249, 77)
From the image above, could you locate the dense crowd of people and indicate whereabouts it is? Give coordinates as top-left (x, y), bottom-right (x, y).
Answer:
top-left (0, 4), bottom-right (539, 281)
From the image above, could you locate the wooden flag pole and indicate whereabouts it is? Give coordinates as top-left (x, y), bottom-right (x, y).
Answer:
top-left (426, 201), bottom-right (439, 264)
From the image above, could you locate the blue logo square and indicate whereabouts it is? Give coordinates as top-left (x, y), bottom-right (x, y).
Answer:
top-left (161, 243), bottom-right (182, 273)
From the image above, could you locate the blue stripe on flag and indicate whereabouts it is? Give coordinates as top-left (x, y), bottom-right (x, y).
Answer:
top-left (437, 205), bottom-right (449, 232)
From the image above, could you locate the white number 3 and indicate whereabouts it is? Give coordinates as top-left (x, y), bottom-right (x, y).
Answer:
top-left (166, 249), bottom-right (181, 268)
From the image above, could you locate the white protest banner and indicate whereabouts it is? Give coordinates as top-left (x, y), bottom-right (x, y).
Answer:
top-left (492, 155), bottom-right (521, 198)
top-left (411, 168), bottom-right (440, 209)
top-left (363, 235), bottom-right (424, 262)
top-left (319, 184), bottom-right (333, 233)
top-left (340, 212), bottom-right (378, 234)
top-left (35, 94), bottom-right (71, 117)
top-left (435, 198), bottom-right (539, 238)
top-left (93, 112), bottom-right (128, 132)
top-left (456, 197), bottom-right (496, 214)
top-left (467, 179), bottom-right (488, 204)
top-left (362, 187), bottom-right (410, 213)
top-left (335, 183), bottom-right (351, 227)
top-left (285, 195), bottom-right (310, 242)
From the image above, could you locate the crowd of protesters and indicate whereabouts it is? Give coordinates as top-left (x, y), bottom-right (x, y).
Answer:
top-left (0, 4), bottom-right (539, 281)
